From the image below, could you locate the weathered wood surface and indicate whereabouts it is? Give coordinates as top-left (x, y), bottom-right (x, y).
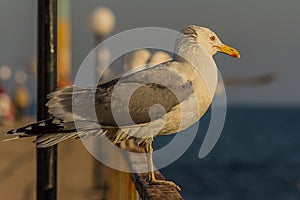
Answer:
top-left (131, 172), bottom-right (183, 200)
top-left (123, 141), bottom-right (183, 200)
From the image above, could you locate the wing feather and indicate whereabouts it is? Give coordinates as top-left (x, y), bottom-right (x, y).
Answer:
top-left (47, 61), bottom-right (194, 128)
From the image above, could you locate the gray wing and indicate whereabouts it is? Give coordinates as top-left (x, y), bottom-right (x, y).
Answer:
top-left (96, 62), bottom-right (195, 126)
top-left (47, 61), bottom-right (194, 128)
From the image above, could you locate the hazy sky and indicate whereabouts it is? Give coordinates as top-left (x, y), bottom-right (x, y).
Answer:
top-left (0, 0), bottom-right (299, 105)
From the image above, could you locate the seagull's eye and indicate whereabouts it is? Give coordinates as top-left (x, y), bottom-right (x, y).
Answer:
top-left (210, 36), bottom-right (216, 41)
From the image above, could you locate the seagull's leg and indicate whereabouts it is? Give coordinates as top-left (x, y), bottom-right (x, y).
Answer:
top-left (145, 140), bottom-right (181, 191)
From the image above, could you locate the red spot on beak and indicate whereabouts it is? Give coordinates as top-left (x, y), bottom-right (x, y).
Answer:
top-left (231, 54), bottom-right (238, 58)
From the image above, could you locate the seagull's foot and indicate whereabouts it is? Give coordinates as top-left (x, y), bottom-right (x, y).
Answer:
top-left (149, 179), bottom-right (181, 191)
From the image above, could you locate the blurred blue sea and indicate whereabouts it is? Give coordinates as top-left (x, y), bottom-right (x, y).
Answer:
top-left (154, 106), bottom-right (300, 200)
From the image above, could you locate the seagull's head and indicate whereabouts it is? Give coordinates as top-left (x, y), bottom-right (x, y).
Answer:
top-left (178, 25), bottom-right (240, 58)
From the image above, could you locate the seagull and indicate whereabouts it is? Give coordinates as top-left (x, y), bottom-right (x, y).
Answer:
top-left (3, 25), bottom-right (240, 190)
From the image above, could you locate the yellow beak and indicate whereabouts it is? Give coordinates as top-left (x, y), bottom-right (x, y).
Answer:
top-left (216, 44), bottom-right (240, 58)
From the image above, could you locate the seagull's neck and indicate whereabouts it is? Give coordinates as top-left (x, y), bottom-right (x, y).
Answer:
top-left (173, 40), bottom-right (218, 96)
top-left (173, 38), bottom-right (213, 64)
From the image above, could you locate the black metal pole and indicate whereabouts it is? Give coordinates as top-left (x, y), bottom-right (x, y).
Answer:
top-left (37, 0), bottom-right (57, 200)
top-left (92, 34), bottom-right (104, 190)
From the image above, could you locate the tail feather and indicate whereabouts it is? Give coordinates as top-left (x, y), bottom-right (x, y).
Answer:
top-left (4, 118), bottom-right (66, 136)
top-left (2, 85), bottom-right (109, 147)
top-left (2, 136), bottom-right (22, 142)
top-left (35, 130), bottom-right (105, 148)
top-left (46, 85), bottom-right (97, 123)
top-left (35, 132), bottom-right (78, 148)
top-left (2, 118), bottom-right (75, 145)
top-left (2, 117), bottom-right (106, 147)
